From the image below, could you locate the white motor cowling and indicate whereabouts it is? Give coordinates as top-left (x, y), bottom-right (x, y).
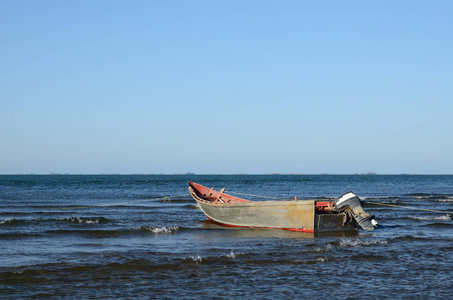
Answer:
top-left (334, 192), bottom-right (377, 230)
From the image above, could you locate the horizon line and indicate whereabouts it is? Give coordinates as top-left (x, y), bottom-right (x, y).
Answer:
top-left (1, 173), bottom-right (452, 176)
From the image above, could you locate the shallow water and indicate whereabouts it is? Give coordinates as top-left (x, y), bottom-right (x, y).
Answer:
top-left (1, 175), bottom-right (452, 298)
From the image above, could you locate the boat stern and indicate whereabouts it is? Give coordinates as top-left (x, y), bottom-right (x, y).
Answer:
top-left (334, 192), bottom-right (377, 230)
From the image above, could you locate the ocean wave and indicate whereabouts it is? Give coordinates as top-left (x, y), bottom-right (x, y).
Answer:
top-left (363, 197), bottom-right (400, 205)
top-left (362, 196), bottom-right (399, 201)
top-left (0, 212), bottom-right (36, 216)
top-left (314, 243), bottom-right (332, 253)
top-left (391, 235), bottom-right (433, 242)
top-left (0, 232), bottom-right (45, 240)
top-left (406, 214), bottom-right (451, 221)
top-left (181, 251), bottom-right (241, 265)
top-left (0, 216), bottom-right (109, 226)
top-left (294, 256), bottom-right (331, 264)
top-left (46, 229), bottom-right (131, 237)
top-left (223, 250), bottom-right (236, 259)
top-left (159, 198), bottom-right (193, 204)
top-left (179, 254), bottom-right (205, 265)
top-left (183, 204), bottom-right (200, 210)
top-left (435, 198), bottom-right (453, 203)
top-left (425, 223), bottom-right (453, 229)
top-left (404, 193), bottom-right (431, 197)
top-left (45, 225), bottom-right (182, 237)
top-left (0, 218), bottom-right (22, 225)
top-left (339, 238), bottom-right (388, 247)
top-left (403, 193), bottom-right (453, 201)
top-left (61, 216), bottom-right (109, 224)
top-left (380, 198), bottom-right (400, 204)
top-left (316, 257), bottom-right (329, 262)
top-left (190, 255), bottom-right (203, 264)
top-left (140, 225), bottom-right (179, 234)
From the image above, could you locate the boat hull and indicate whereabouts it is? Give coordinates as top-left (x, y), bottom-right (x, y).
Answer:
top-left (189, 181), bottom-right (358, 232)
top-left (197, 199), bottom-right (317, 232)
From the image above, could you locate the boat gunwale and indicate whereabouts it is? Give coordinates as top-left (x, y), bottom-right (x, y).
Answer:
top-left (189, 181), bottom-right (319, 207)
top-left (188, 181), bottom-right (251, 203)
top-left (194, 197), bottom-right (315, 207)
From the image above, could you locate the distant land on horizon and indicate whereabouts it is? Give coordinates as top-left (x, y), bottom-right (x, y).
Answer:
top-left (2, 173), bottom-right (452, 176)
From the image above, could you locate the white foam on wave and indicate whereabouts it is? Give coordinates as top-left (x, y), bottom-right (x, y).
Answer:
top-left (382, 199), bottom-right (399, 204)
top-left (436, 198), bottom-right (453, 203)
top-left (407, 214), bottom-right (451, 221)
top-left (294, 256), bottom-right (330, 264)
top-left (84, 219), bottom-right (100, 224)
top-left (225, 250), bottom-right (236, 258)
top-left (62, 217), bottom-right (101, 224)
top-left (339, 238), bottom-right (388, 247)
top-left (362, 196), bottom-right (399, 204)
top-left (314, 243), bottom-right (332, 252)
top-left (143, 225), bottom-right (180, 234)
top-left (190, 255), bottom-right (202, 264)
top-left (0, 218), bottom-right (14, 225)
top-left (181, 254), bottom-right (203, 264)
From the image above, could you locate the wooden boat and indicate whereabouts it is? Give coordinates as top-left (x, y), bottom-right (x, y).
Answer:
top-left (188, 181), bottom-right (377, 232)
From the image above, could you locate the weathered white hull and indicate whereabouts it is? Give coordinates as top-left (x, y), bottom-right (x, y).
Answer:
top-left (197, 199), bottom-right (316, 231)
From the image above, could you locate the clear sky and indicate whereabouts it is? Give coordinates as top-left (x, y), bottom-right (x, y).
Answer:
top-left (1, 1), bottom-right (452, 174)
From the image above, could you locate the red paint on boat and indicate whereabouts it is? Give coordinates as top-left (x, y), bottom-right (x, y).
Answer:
top-left (206, 217), bottom-right (315, 233)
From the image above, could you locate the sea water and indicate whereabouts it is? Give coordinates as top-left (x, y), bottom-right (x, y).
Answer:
top-left (1, 175), bottom-right (452, 298)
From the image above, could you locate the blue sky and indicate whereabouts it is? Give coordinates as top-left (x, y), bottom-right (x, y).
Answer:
top-left (1, 1), bottom-right (452, 174)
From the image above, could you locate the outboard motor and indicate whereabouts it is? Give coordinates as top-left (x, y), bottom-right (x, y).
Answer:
top-left (334, 192), bottom-right (377, 231)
